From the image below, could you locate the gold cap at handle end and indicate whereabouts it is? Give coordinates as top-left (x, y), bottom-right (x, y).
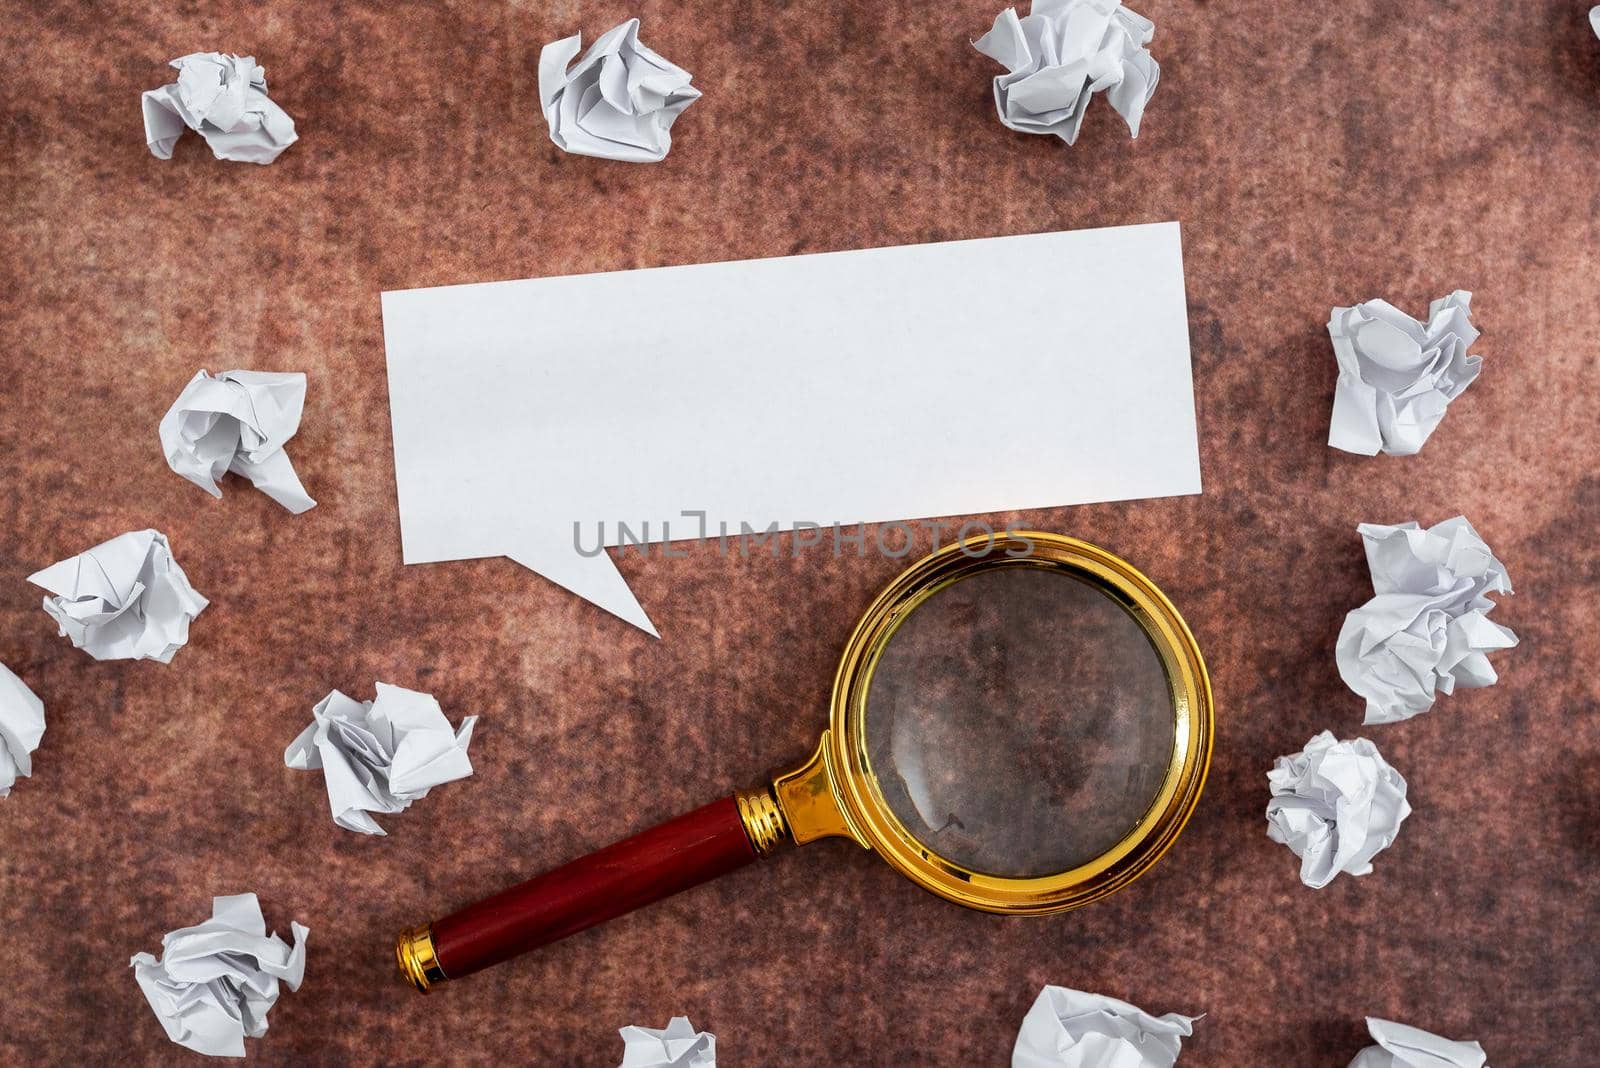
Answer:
top-left (396, 924), bottom-right (447, 993)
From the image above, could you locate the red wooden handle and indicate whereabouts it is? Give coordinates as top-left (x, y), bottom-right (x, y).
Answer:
top-left (430, 796), bottom-right (756, 979)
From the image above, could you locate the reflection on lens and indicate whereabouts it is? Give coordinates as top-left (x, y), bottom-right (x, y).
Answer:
top-left (865, 566), bottom-right (1175, 879)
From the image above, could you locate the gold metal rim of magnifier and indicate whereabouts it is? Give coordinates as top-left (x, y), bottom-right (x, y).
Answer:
top-left (738, 530), bottom-right (1214, 914)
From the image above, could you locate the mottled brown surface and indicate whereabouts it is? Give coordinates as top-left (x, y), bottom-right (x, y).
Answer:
top-left (1, 1), bottom-right (1597, 1064)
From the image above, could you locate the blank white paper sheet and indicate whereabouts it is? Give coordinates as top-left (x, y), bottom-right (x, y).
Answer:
top-left (382, 222), bottom-right (1200, 635)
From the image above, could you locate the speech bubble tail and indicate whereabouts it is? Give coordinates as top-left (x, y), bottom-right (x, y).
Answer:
top-left (505, 546), bottom-right (659, 638)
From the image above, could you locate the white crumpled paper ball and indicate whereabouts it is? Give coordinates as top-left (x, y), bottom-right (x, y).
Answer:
top-left (538, 19), bottom-right (701, 163)
top-left (1265, 731), bottom-right (1411, 889)
top-left (141, 52), bottom-right (298, 164)
top-left (130, 893), bottom-right (307, 1058)
top-left (284, 682), bottom-right (477, 835)
top-left (1012, 985), bottom-right (1198, 1068)
top-left (1337, 517), bottom-right (1517, 725)
top-left (1327, 291), bottom-right (1482, 456)
top-left (1348, 1017), bottom-right (1488, 1068)
top-left (0, 662), bottom-right (45, 798)
top-left (973, 0), bottom-right (1160, 147)
top-left (159, 368), bottom-right (316, 513)
top-left (27, 529), bottom-right (209, 663)
top-left (619, 1016), bottom-right (716, 1068)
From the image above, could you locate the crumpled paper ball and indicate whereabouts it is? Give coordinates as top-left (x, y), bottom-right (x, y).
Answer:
top-left (1337, 517), bottom-right (1517, 725)
top-left (284, 682), bottom-right (477, 835)
top-left (27, 529), bottom-right (209, 663)
top-left (538, 19), bottom-right (701, 163)
top-left (159, 369), bottom-right (316, 513)
top-left (0, 662), bottom-right (45, 798)
top-left (1012, 985), bottom-right (1198, 1068)
top-left (1266, 731), bottom-right (1411, 889)
top-left (1348, 1017), bottom-right (1488, 1068)
top-left (973, 0), bottom-right (1160, 147)
top-left (1327, 291), bottom-right (1482, 455)
top-left (141, 52), bottom-right (298, 164)
top-left (619, 1016), bottom-right (716, 1068)
top-left (130, 893), bottom-right (308, 1058)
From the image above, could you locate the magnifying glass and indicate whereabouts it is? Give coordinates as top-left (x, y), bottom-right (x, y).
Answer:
top-left (397, 531), bottom-right (1212, 990)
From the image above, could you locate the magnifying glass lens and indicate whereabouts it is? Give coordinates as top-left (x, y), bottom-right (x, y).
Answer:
top-left (866, 566), bottom-right (1175, 879)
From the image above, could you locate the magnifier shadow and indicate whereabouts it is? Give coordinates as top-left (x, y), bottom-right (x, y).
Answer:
top-left (397, 532), bottom-right (1214, 990)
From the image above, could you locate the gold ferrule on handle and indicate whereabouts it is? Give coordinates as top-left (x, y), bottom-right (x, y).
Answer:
top-left (396, 924), bottom-right (447, 992)
top-left (734, 785), bottom-right (791, 856)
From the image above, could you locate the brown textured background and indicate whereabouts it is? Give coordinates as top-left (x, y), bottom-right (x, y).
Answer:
top-left (1, 1), bottom-right (1597, 1064)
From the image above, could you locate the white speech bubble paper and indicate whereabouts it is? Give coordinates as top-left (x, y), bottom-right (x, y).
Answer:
top-left (381, 223), bottom-right (1200, 635)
